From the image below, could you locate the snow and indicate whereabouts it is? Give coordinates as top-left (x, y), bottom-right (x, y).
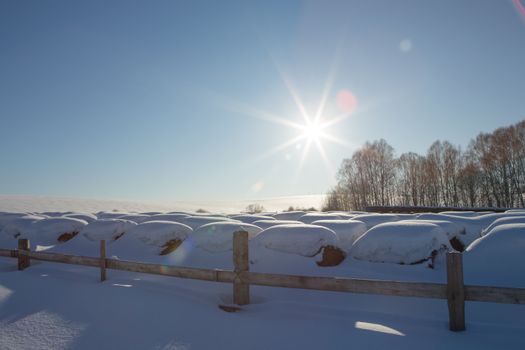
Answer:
top-left (351, 213), bottom-right (400, 229)
top-left (79, 219), bottom-right (137, 242)
top-left (62, 213), bottom-right (97, 223)
top-left (464, 223), bottom-right (525, 287)
top-left (251, 219), bottom-right (302, 230)
top-left (126, 221), bottom-right (192, 247)
top-left (190, 222), bottom-right (262, 253)
top-left (24, 217), bottom-right (88, 247)
top-left (115, 214), bottom-right (151, 223)
top-left (230, 214), bottom-right (275, 223)
top-left (399, 219), bottom-right (465, 240)
top-left (311, 219), bottom-right (367, 252)
top-left (481, 216), bottom-right (525, 236)
top-left (417, 212), bottom-right (525, 246)
top-left (251, 224), bottom-right (337, 257)
top-left (0, 214), bottom-right (46, 240)
top-left (298, 212), bottom-right (342, 224)
top-left (141, 213), bottom-right (190, 223)
top-left (350, 221), bottom-right (451, 265)
top-left (2, 205), bottom-right (525, 349)
top-left (178, 216), bottom-right (239, 230)
top-left (271, 211), bottom-right (306, 221)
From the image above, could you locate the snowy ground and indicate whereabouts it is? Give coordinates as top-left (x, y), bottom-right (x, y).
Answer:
top-left (1, 258), bottom-right (524, 350)
top-left (0, 195), bottom-right (325, 214)
top-left (1, 198), bottom-right (525, 349)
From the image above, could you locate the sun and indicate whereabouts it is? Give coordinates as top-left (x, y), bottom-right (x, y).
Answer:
top-left (216, 51), bottom-right (359, 176)
top-left (301, 120), bottom-right (322, 142)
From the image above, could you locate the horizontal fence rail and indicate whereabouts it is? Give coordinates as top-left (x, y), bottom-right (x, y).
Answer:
top-left (1, 233), bottom-right (525, 332)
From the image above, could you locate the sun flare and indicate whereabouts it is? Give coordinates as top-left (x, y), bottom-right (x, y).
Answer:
top-left (301, 120), bottom-right (322, 142)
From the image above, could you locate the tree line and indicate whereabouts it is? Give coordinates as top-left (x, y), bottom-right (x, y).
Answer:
top-left (323, 120), bottom-right (525, 211)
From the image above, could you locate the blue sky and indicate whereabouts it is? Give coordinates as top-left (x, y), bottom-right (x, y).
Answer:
top-left (1, 0), bottom-right (525, 202)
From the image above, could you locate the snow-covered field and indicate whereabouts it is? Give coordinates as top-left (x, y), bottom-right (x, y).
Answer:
top-left (1, 198), bottom-right (525, 349)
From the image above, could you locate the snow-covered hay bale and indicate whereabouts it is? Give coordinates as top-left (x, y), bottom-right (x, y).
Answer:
top-left (179, 216), bottom-right (239, 230)
top-left (230, 214), bottom-right (275, 224)
top-left (190, 222), bottom-right (262, 253)
top-left (298, 213), bottom-right (342, 224)
top-left (25, 217), bottom-right (88, 245)
top-left (351, 214), bottom-right (400, 229)
top-left (481, 216), bottom-right (525, 236)
top-left (126, 221), bottom-right (192, 255)
top-left (117, 214), bottom-right (151, 223)
top-left (80, 219), bottom-right (137, 242)
top-left (417, 212), bottom-right (525, 246)
top-left (63, 212), bottom-right (97, 223)
top-left (399, 219), bottom-right (466, 251)
top-left (175, 222), bottom-right (262, 270)
top-left (350, 222), bottom-right (450, 267)
top-left (439, 211), bottom-right (491, 217)
top-left (96, 211), bottom-right (131, 219)
top-left (0, 214), bottom-right (45, 239)
top-left (311, 219), bottom-right (367, 252)
top-left (141, 213), bottom-right (191, 223)
top-left (252, 219), bottom-right (302, 230)
top-left (464, 223), bottom-right (525, 287)
top-left (271, 211), bottom-right (306, 221)
top-left (251, 224), bottom-right (345, 268)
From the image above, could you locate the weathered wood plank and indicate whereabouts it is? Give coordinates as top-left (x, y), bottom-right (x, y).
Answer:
top-left (465, 285), bottom-right (525, 304)
top-left (447, 252), bottom-right (466, 331)
top-left (18, 239), bottom-right (30, 270)
top-left (240, 271), bottom-right (448, 299)
top-left (26, 251), bottom-right (100, 267)
top-left (105, 259), bottom-right (236, 283)
top-left (100, 240), bottom-right (107, 282)
top-left (233, 231), bottom-right (250, 305)
top-left (0, 249), bottom-right (17, 258)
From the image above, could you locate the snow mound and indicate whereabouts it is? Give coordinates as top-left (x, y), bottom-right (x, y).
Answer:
top-left (481, 216), bottom-right (525, 236)
top-left (439, 211), bottom-right (491, 217)
top-left (251, 219), bottom-right (302, 230)
top-left (178, 216), bottom-right (239, 230)
top-left (117, 214), bottom-right (151, 223)
top-left (350, 222), bottom-right (450, 266)
top-left (126, 221), bottom-right (192, 247)
top-left (401, 219), bottom-right (464, 239)
top-left (298, 212), bottom-right (342, 224)
top-left (311, 219), bottom-right (367, 252)
top-left (230, 214), bottom-right (275, 224)
top-left (96, 211), bottom-right (132, 219)
top-left (190, 222), bottom-right (262, 253)
top-left (141, 213), bottom-right (190, 223)
top-left (0, 214), bottom-right (46, 239)
top-left (251, 224), bottom-right (338, 257)
top-left (80, 219), bottom-right (137, 242)
top-left (24, 217), bottom-right (88, 246)
top-left (351, 214), bottom-right (400, 229)
top-left (417, 212), bottom-right (525, 245)
top-left (63, 212), bottom-right (97, 223)
top-left (271, 211), bottom-right (306, 221)
top-left (464, 223), bottom-right (525, 287)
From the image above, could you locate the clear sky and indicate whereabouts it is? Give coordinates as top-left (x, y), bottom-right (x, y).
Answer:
top-left (1, 0), bottom-right (525, 202)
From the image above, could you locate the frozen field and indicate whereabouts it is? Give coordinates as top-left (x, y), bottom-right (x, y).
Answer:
top-left (1, 198), bottom-right (525, 349)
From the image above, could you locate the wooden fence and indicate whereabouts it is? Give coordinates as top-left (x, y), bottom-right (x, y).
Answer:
top-left (1, 232), bottom-right (525, 332)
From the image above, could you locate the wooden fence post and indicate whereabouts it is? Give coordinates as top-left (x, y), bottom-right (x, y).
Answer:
top-left (100, 240), bottom-right (107, 282)
top-left (18, 238), bottom-right (30, 270)
top-left (446, 251), bottom-right (465, 331)
top-left (233, 231), bottom-right (250, 305)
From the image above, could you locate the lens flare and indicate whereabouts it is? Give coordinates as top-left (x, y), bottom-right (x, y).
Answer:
top-left (336, 90), bottom-right (358, 115)
top-left (514, 0), bottom-right (525, 23)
